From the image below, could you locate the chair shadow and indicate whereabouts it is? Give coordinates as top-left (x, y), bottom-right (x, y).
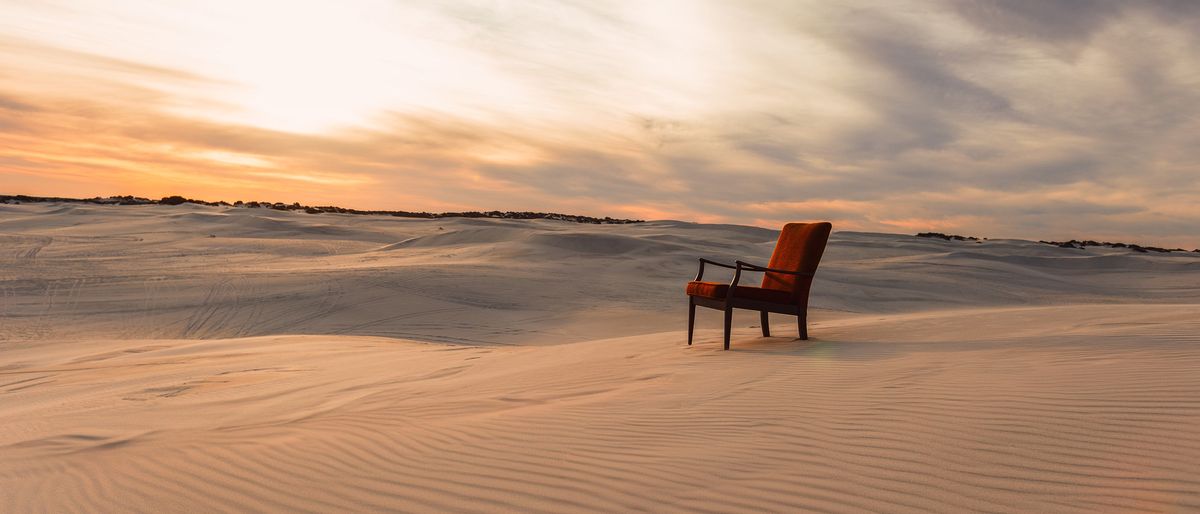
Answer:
top-left (688, 334), bottom-right (906, 362)
top-left (690, 330), bottom-right (1140, 362)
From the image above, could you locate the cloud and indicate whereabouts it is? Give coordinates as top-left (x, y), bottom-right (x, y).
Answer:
top-left (948, 0), bottom-right (1124, 49)
top-left (1, 0), bottom-right (1199, 247)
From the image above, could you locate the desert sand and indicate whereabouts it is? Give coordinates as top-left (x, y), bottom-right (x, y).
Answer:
top-left (2, 202), bottom-right (1199, 512)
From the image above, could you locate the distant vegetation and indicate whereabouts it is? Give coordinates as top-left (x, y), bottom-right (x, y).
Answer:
top-left (1037, 239), bottom-right (1199, 254)
top-left (916, 232), bottom-right (982, 242)
top-left (0, 194), bottom-right (644, 225)
top-left (914, 231), bottom-right (1198, 253)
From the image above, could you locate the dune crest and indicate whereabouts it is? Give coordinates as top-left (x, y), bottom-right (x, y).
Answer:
top-left (3, 204), bottom-right (1200, 512)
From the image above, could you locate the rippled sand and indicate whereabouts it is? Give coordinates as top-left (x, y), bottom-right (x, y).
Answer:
top-left (3, 203), bottom-right (1199, 512)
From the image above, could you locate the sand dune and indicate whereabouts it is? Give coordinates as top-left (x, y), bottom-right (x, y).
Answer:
top-left (2, 203), bottom-right (1200, 512)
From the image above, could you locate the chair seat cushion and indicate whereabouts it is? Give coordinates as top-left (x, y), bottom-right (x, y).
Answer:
top-left (686, 281), bottom-right (794, 304)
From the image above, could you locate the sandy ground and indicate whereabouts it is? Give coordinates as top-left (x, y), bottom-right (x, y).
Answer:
top-left (2, 203), bottom-right (1199, 512)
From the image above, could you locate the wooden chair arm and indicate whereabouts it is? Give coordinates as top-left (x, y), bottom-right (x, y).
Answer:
top-left (734, 260), bottom-right (815, 277)
top-left (694, 258), bottom-right (736, 281)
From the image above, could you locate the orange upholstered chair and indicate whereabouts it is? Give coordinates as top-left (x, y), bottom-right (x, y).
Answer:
top-left (686, 222), bottom-right (832, 350)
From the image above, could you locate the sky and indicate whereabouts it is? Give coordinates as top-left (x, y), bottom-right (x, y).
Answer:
top-left (2, 0), bottom-right (1199, 246)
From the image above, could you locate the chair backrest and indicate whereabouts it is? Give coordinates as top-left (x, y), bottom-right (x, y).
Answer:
top-left (760, 222), bottom-right (832, 302)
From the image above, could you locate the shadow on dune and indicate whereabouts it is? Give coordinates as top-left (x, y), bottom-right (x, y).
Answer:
top-left (692, 336), bottom-right (907, 361)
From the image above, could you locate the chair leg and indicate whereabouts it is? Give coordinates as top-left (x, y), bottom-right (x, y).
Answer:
top-left (798, 312), bottom-right (808, 340)
top-left (760, 311), bottom-right (770, 337)
top-left (687, 298), bottom-right (696, 345)
top-left (723, 307), bottom-right (733, 350)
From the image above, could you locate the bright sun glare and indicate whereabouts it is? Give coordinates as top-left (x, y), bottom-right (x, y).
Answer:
top-left (180, 1), bottom-right (513, 133)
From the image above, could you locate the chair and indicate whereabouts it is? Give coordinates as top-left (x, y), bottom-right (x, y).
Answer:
top-left (686, 222), bottom-right (832, 350)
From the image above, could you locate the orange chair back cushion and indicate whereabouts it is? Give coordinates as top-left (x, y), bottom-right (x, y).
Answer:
top-left (761, 222), bottom-right (832, 298)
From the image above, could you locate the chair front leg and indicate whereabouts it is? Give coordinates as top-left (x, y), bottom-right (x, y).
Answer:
top-left (721, 265), bottom-right (744, 351)
top-left (760, 311), bottom-right (770, 337)
top-left (723, 306), bottom-right (733, 350)
top-left (687, 297), bottom-right (696, 345)
top-left (798, 312), bottom-right (808, 340)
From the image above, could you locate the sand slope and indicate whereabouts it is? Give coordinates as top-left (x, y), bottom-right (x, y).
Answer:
top-left (4, 203), bottom-right (1197, 344)
top-left (2, 204), bottom-right (1200, 512)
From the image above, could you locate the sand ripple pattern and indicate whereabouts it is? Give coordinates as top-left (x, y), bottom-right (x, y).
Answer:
top-left (2, 305), bottom-right (1199, 513)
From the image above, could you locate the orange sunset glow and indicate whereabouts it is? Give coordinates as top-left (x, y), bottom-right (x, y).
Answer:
top-left (3, 0), bottom-right (1199, 245)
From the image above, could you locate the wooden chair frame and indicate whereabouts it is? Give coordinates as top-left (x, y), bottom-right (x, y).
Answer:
top-left (687, 258), bottom-right (815, 350)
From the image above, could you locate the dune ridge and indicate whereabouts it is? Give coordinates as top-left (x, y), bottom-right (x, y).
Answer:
top-left (2, 203), bottom-right (1200, 512)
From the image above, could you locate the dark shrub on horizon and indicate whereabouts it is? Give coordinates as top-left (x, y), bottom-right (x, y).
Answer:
top-left (0, 194), bottom-right (644, 224)
top-left (917, 232), bottom-right (981, 242)
top-left (1038, 239), bottom-right (1194, 253)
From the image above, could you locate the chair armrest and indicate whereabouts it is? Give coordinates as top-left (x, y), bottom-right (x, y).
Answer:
top-left (699, 258), bottom-right (737, 269)
top-left (694, 258), bottom-right (736, 281)
top-left (735, 260), bottom-right (815, 277)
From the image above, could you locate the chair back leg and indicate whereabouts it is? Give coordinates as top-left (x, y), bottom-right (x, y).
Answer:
top-left (760, 311), bottom-right (770, 337)
top-left (798, 312), bottom-right (808, 340)
top-left (687, 298), bottom-right (696, 345)
top-left (723, 307), bottom-right (733, 350)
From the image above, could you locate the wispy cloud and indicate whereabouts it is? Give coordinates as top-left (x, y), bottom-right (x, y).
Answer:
top-left (1, 0), bottom-right (1199, 246)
